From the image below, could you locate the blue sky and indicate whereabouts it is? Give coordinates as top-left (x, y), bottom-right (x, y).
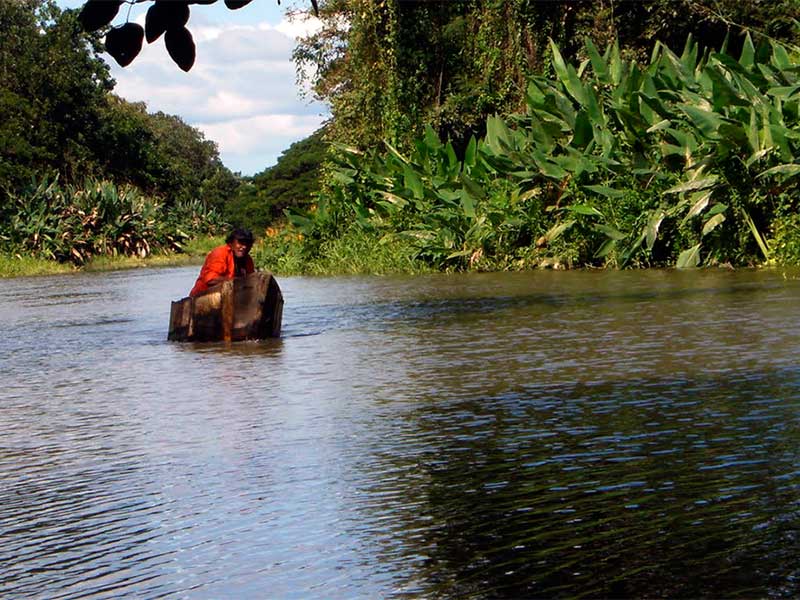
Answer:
top-left (57, 0), bottom-right (329, 175)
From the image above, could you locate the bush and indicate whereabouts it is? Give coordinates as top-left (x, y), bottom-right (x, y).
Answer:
top-left (1, 176), bottom-right (226, 264)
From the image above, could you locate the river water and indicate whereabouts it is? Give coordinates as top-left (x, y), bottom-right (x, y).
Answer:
top-left (1, 266), bottom-right (799, 598)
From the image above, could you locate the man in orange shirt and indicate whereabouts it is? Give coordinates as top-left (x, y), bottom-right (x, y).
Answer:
top-left (189, 228), bottom-right (256, 297)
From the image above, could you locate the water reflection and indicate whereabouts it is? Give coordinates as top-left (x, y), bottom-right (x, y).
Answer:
top-left (360, 372), bottom-right (800, 598)
top-left (0, 267), bottom-right (799, 598)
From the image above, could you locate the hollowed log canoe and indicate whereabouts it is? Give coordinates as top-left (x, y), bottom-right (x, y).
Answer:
top-left (168, 272), bottom-right (283, 342)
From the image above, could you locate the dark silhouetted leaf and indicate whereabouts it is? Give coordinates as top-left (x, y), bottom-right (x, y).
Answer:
top-left (224, 0), bottom-right (253, 9)
top-left (146, 2), bottom-right (190, 43)
top-left (105, 23), bottom-right (144, 67)
top-left (165, 27), bottom-right (196, 71)
top-left (78, 0), bottom-right (123, 32)
top-left (311, 0), bottom-right (318, 16)
top-left (188, 0), bottom-right (218, 4)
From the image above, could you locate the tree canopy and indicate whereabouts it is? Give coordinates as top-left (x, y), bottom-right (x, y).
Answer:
top-left (295, 0), bottom-right (800, 155)
top-left (1, 0), bottom-right (236, 214)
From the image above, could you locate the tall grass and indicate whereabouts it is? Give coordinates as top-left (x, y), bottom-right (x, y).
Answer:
top-left (251, 223), bottom-right (432, 276)
top-left (0, 254), bottom-right (74, 278)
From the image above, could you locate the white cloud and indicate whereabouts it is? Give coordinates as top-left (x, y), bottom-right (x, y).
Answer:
top-left (105, 13), bottom-right (327, 174)
top-left (198, 113), bottom-right (327, 175)
top-left (275, 13), bottom-right (324, 40)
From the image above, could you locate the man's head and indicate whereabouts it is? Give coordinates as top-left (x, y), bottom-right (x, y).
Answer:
top-left (226, 228), bottom-right (254, 258)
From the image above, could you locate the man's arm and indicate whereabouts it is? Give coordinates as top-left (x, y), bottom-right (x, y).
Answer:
top-left (198, 248), bottom-right (230, 288)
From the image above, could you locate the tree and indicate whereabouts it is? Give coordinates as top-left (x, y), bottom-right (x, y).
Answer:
top-left (0, 0), bottom-right (238, 208)
top-left (225, 128), bottom-right (327, 230)
top-left (0, 0), bottom-right (113, 189)
top-left (294, 0), bottom-right (800, 156)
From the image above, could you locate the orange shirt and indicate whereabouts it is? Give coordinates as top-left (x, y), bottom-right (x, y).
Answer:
top-left (189, 244), bottom-right (255, 297)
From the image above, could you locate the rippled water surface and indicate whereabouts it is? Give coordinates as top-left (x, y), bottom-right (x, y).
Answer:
top-left (2, 266), bottom-right (800, 598)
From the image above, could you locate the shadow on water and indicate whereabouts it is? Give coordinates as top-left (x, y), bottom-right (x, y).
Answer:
top-left (356, 368), bottom-right (800, 599)
top-left (172, 337), bottom-right (285, 357)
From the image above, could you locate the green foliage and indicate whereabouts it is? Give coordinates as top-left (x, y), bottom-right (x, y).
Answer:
top-left (251, 223), bottom-right (429, 276)
top-left (293, 35), bottom-right (800, 270)
top-left (1, 176), bottom-right (225, 265)
top-left (297, 0), bottom-right (800, 157)
top-left (0, 0), bottom-right (113, 188)
top-left (251, 228), bottom-right (308, 275)
top-left (0, 254), bottom-right (73, 278)
top-left (770, 203), bottom-right (800, 266)
top-left (225, 129), bottom-right (327, 231)
top-left (0, 0), bottom-right (241, 270)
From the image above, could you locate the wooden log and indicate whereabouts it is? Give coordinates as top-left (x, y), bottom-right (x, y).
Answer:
top-left (233, 272), bottom-right (268, 339)
top-left (220, 279), bottom-right (234, 342)
top-left (168, 272), bottom-right (282, 342)
top-left (167, 296), bottom-right (194, 341)
top-left (262, 274), bottom-right (283, 338)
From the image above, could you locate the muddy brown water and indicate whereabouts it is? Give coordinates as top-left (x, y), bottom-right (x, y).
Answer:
top-left (1, 266), bottom-right (799, 598)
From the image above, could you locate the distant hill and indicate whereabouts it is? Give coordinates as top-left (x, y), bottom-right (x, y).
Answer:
top-left (224, 128), bottom-right (328, 232)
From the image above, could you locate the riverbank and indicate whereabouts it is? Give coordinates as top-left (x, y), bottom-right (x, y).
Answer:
top-left (0, 237), bottom-right (222, 279)
top-left (5, 226), bottom-right (797, 280)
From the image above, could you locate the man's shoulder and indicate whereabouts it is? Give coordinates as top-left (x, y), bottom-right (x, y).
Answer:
top-left (208, 244), bottom-right (231, 258)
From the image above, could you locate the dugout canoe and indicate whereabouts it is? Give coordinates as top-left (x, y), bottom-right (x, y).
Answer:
top-left (168, 272), bottom-right (283, 342)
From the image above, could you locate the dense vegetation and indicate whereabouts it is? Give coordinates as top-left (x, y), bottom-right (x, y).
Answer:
top-left (5, 0), bottom-right (800, 276)
top-left (224, 130), bottom-right (327, 233)
top-left (283, 36), bottom-right (800, 272)
top-left (263, 0), bottom-right (800, 273)
top-left (0, 0), bottom-right (232, 267)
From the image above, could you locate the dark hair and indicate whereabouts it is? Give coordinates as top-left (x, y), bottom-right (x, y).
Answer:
top-left (226, 227), bottom-right (254, 244)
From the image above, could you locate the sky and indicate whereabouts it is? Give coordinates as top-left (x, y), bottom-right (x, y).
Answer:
top-left (57, 0), bottom-right (329, 175)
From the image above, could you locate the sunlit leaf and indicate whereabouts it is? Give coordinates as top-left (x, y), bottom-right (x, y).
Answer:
top-left (532, 149), bottom-right (568, 180)
top-left (585, 37), bottom-right (609, 82)
top-left (679, 104), bottom-right (724, 138)
top-left (593, 224), bottom-right (626, 240)
top-left (646, 119), bottom-right (671, 133)
top-left (702, 212), bottom-right (725, 235)
top-left (403, 165), bottom-right (424, 199)
top-left (591, 238), bottom-right (615, 258)
top-left (770, 41), bottom-right (791, 70)
top-left (739, 32), bottom-right (755, 68)
top-left (486, 115), bottom-right (514, 152)
top-left (583, 185), bottom-right (624, 198)
top-left (460, 190), bottom-right (476, 219)
top-left (543, 219), bottom-right (576, 243)
top-left (743, 210), bottom-right (771, 260)
top-left (676, 244), bottom-right (702, 268)
top-left (681, 191), bottom-right (712, 224)
top-left (566, 204), bottom-right (603, 217)
top-left (645, 211), bottom-right (664, 251)
top-left (706, 203), bottom-right (728, 217)
top-left (463, 136), bottom-right (477, 170)
top-left (757, 163), bottom-right (800, 179)
top-left (380, 192), bottom-right (407, 208)
top-left (664, 176), bottom-right (718, 194)
top-left (384, 141), bottom-right (409, 165)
